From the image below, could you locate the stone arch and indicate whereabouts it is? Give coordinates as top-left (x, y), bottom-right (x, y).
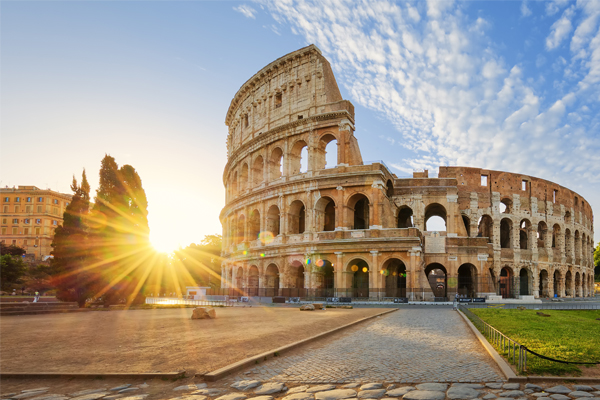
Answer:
top-left (537, 221), bottom-right (548, 248)
top-left (575, 230), bottom-right (581, 262)
top-left (425, 263), bottom-right (447, 299)
top-left (539, 269), bottom-right (549, 297)
top-left (478, 215), bottom-right (493, 244)
top-left (347, 258), bottom-right (370, 298)
top-left (500, 197), bottom-right (512, 214)
top-left (316, 132), bottom-right (338, 170)
top-left (458, 263), bottom-right (478, 297)
top-left (382, 258), bottom-right (407, 298)
top-left (565, 229), bottom-right (572, 259)
top-left (248, 209), bottom-right (260, 241)
top-left (575, 271), bottom-right (581, 297)
top-left (397, 206), bottom-right (414, 228)
top-left (288, 200), bottom-right (306, 234)
top-left (289, 260), bottom-right (305, 291)
top-left (553, 269), bottom-right (562, 297)
top-left (235, 266), bottom-right (244, 289)
top-left (252, 155), bottom-right (264, 186)
top-left (269, 147), bottom-right (284, 181)
top-left (500, 218), bottom-right (513, 249)
top-left (424, 203), bottom-right (447, 231)
top-left (520, 219), bottom-right (531, 249)
top-left (386, 179), bottom-right (394, 198)
top-left (315, 196), bottom-right (336, 231)
top-left (265, 263), bottom-right (280, 296)
top-left (236, 214), bottom-right (246, 244)
top-left (552, 224), bottom-right (561, 248)
top-left (240, 163), bottom-right (249, 191)
top-left (500, 266), bottom-right (514, 298)
top-left (565, 270), bottom-right (573, 296)
top-left (347, 193), bottom-right (370, 230)
top-left (231, 171), bottom-right (238, 196)
top-left (564, 211), bottom-right (572, 224)
top-left (290, 139), bottom-right (308, 175)
top-left (267, 205), bottom-right (281, 236)
top-left (582, 272), bottom-right (586, 296)
top-left (519, 267), bottom-right (532, 296)
top-left (314, 259), bottom-right (335, 293)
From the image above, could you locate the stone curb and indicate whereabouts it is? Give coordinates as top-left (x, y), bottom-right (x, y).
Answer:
top-left (457, 309), bottom-right (516, 381)
top-left (203, 308), bottom-right (398, 382)
top-left (0, 372), bottom-right (186, 379)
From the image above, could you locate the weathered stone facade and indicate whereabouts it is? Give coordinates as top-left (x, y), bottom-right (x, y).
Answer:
top-left (220, 45), bottom-right (595, 300)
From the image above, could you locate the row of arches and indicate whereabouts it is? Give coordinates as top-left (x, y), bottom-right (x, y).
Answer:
top-left (500, 266), bottom-right (595, 298)
top-left (227, 134), bottom-right (338, 199)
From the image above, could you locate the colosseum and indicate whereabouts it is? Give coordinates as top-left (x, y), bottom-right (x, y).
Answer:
top-left (219, 45), bottom-right (595, 301)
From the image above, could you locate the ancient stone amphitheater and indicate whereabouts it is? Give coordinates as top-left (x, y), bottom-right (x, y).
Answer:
top-left (220, 45), bottom-right (594, 301)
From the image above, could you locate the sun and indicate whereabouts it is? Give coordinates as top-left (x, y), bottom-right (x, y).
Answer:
top-left (150, 232), bottom-right (181, 253)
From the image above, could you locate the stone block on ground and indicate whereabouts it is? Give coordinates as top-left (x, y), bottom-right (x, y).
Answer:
top-left (118, 389), bottom-right (138, 394)
top-left (254, 383), bottom-right (286, 395)
top-left (486, 385), bottom-right (503, 390)
top-left (342, 385), bottom-right (360, 390)
top-left (283, 394), bottom-right (314, 400)
top-left (13, 393), bottom-right (49, 400)
top-left (287, 387), bottom-right (310, 395)
top-left (574, 388), bottom-right (594, 393)
top-left (357, 390), bottom-right (386, 399)
top-left (300, 305), bottom-right (315, 311)
top-left (498, 391), bottom-right (525, 398)
top-left (403, 390), bottom-right (446, 400)
top-left (231, 382), bottom-right (261, 391)
top-left (29, 395), bottom-right (67, 400)
top-left (193, 389), bottom-right (222, 397)
top-left (175, 386), bottom-right (203, 392)
top-left (385, 387), bottom-right (415, 397)
top-left (170, 396), bottom-right (206, 400)
top-left (452, 385), bottom-right (484, 390)
top-left (550, 395), bottom-right (571, 400)
top-left (22, 390), bottom-right (50, 394)
top-left (215, 395), bottom-right (246, 400)
top-left (307, 387), bottom-right (336, 394)
top-left (103, 396), bottom-right (124, 400)
top-left (191, 307), bottom-right (216, 319)
top-left (70, 390), bottom-right (108, 397)
top-left (70, 393), bottom-right (111, 400)
top-left (246, 396), bottom-right (274, 400)
top-left (526, 385), bottom-right (543, 392)
top-left (415, 384), bottom-right (448, 392)
top-left (312, 304), bottom-right (324, 309)
top-left (110, 386), bottom-right (131, 392)
top-left (548, 387), bottom-right (572, 395)
top-left (569, 392), bottom-right (593, 398)
top-left (360, 385), bottom-right (383, 391)
top-left (314, 390), bottom-right (357, 400)
top-left (483, 394), bottom-right (497, 399)
top-left (446, 387), bottom-right (480, 400)
top-left (503, 385), bottom-right (520, 391)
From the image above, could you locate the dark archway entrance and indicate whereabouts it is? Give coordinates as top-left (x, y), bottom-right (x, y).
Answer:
top-left (499, 267), bottom-right (514, 298)
top-left (539, 270), bottom-right (549, 297)
top-left (348, 259), bottom-right (369, 298)
top-left (519, 268), bottom-right (530, 296)
top-left (458, 264), bottom-right (477, 297)
top-left (383, 258), bottom-right (407, 298)
top-left (553, 270), bottom-right (561, 297)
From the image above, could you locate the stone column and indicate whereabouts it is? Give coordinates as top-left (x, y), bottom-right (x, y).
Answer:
top-left (370, 251), bottom-right (379, 299)
top-left (335, 252), bottom-right (344, 289)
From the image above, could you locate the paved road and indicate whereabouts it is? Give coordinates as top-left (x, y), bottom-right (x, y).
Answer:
top-left (236, 307), bottom-right (505, 383)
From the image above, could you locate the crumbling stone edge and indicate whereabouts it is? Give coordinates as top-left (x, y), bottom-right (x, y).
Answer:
top-left (203, 308), bottom-right (399, 382)
top-left (457, 309), bottom-right (600, 384)
top-left (0, 372), bottom-right (186, 380)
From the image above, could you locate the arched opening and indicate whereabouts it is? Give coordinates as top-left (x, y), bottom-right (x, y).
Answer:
top-left (248, 266), bottom-right (259, 296)
top-left (315, 196), bottom-right (336, 231)
top-left (321, 260), bottom-right (335, 292)
top-left (520, 219), bottom-right (531, 249)
top-left (565, 229), bottom-right (572, 258)
top-left (477, 215), bottom-right (493, 244)
top-left (397, 207), bottom-right (414, 228)
top-left (348, 259), bottom-right (369, 298)
top-left (425, 263), bottom-right (447, 299)
top-left (575, 272), bottom-right (581, 297)
top-left (252, 156), bottom-right (264, 186)
top-left (500, 218), bottom-right (513, 248)
top-left (266, 205), bottom-right (280, 236)
top-left (236, 215), bottom-right (246, 244)
top-left (248, 209), bottom-right (260, 241)
top-left (317, 133), bottom-right (337, 169)
top-left (565, 270), bottom-right (573, 296)
top-left (539, 269), bottom-right (549, 297)
top-left (462, 215), bottom-right (471, 237)
top-left (519, 268), bottom-right (531, 296)
top-left (552, 224), bottom-right (560, 248)
top-left (574, 230), bottom-right (581, 261)
top-left (288, 200), bottom-right (306, 234)
top-left (348, 194), bottom-right (370, 230)
top-left (553, 269), bottom-right (562, 297)
top-left (235, 267), bottom-right (244, 289)
top-left (582, 273), bottom-right (587, 296)
top-left (537, 221), bottom-right (547, 248)
top-left (265, 264), bottom-right (280, 296)
top-left (425, 203), bottom-right (447, 231)
top-left (231, 171), bottom-right (238, 196)
top-left (564, 211), bottom-right (572, 224)
top-left (288, 261), bottom-right (305, 295)
top-left (269, 147), bottom-right (284, 181)
top-left (290, 140), bottom-right (308, 175)
top-left (458, 263), bottom-right (477, 297)
top-left (382, 258), bottom-right (407, 298)
top-left (240, 163), bottom-right (249, 191)
top-left (500, 198), bottom-right (512, 214)
top-left (386, 180), bottom-right (394, 198)
top-left (500, 266), bottom-right (514, 298)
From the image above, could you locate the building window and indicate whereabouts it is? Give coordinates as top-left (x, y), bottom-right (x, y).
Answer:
top-left (1, 228), bottom-right (5, 235)
top-left (24, 229), bottom-right (29, 235)
top-left (25, 205), bottom-right (32, 213)
top-left (24, 239), bottom-right (28, 246)
top-left (37, 205), bottom-right (42, 213)
top-left (14, 206), bottom-right (19, 213)
top-left (52, 207), bottom-right (58, 215)
top-left (12, 228), bottom-right (17, 235)
top-left (3, 197), bottom-right (8, 202)
top-left (26, 197), bottom-right (32, 202)
top-left (2, 206), bottom-right (7, 213)
top-left (53, 199), bottom-right (58, 204)
top-left (35, 227), bottom-right (41, 235)
top-left (38, 197), bottom-right (43, 202)
top-left (275, 93), bottom-right (282, 108)
top-left (481, 175), bottom-right (488, 186)
top-left (36, 219), bottom-right (41, 224)
top-left (2, 218), bottom-right (6, 224)
top-left (53, 220), bottom-right (57, 226)
top-left (553, 190), bottom-right (557, 203)
top-left (15, 197), bottom-right (20, 202)
top-left (522, 180), bottom-right (527, 191)
top-left (24, 219), bottom-right (30, 224)
top-left (12, 218), bottom-right (18, 224)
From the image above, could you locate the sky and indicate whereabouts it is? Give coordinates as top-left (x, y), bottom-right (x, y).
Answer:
top-left (2, 0), bottom-right (599, 251)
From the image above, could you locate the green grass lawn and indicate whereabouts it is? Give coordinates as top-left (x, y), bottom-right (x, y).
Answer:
top-left (470, 308), bottom-right (600, 376)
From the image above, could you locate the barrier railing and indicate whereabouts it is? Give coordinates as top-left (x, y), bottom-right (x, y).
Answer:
top-left (145, 297), bottom-right (233, 307)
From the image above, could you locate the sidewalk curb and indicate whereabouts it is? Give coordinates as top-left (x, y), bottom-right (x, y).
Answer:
top-left (0, 372), bottom-right (186, 379)
top-left (457, 309), bottom-right (516, 381)
top-left (202, 308), bottom-right (398, 382)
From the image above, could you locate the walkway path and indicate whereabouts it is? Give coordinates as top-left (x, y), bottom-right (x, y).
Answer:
top-left (237, 307), bottom-right (505, 383)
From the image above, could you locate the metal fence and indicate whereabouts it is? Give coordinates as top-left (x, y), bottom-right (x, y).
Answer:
top-left (145, 297), bottom-right (233, 307)
top-left (465, 302), bottom-right (600, 310)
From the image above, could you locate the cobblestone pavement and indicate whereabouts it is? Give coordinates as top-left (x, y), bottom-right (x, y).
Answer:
top-left (236, 307), bottom-right (504, 383)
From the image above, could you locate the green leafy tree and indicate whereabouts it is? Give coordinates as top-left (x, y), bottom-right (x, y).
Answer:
top-left (1, 243), bottom-right (26, 256)
top-left (173, 234), bottom-right (222, 290)
top-left (24, 264), bottom-right (54, 292)
top-left (50, 170), bottom-right (94, 306)
top-left (1, 254), bottom-right (27, 291)
top-left (594, 241), bottom-right (600, 281)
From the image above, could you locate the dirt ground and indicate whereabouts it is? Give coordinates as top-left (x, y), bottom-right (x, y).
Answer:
top-left (0, 306), bottom-right (387, 374)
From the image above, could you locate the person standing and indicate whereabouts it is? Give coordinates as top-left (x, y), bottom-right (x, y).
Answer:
top-left (34, 291), bottom-right (40, 303)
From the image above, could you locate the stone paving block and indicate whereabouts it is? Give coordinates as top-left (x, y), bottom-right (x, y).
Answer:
top-left (232, 382), bottom-right (261, 392)
top-left (570, 393), bottom-right (594, 398)
top-left (503, 385), bottom-right (520, 391)
top-left (486, 385), bottom-right (504, 390)
top-left (483, 394), bottom-right (497, 399)
top-left (246, 396), bottom-right (274, 400)
top-left (446, 387), bottom-right (480, 400)
top-left (287, 387), bottom-right (310, 394)
top-left (415, 385), bottom-right (448, 392)
top-left (385, 388), bottom-right (415, 398)
top-left (255, 384), bottom-right (286, 396)
top-left (550, 395), bottom-right (571, 400)
top-left (497, 391), bottom-right (524, 398)
top-left (307, 387), bottom-right (336, 394)
top-left (403, 391), bottom-right (445, 400)
top-left (314, 389), bottom-right (357, 400)
top-left (13, 393), bottom-right (49, 400)
top-left (70, 393), bottom-right (111, 400)
top-left (215, 395), bottom-right (246, 400)
top-left (357, 390), bottom-right (385, 399)
top-left (548, 388), bottom-right (573, 395)
top-left (282, 394), bottom-right (313, 400)
top-left (21, 391), bottom-right (50, 394)
top-left (574, 388), bottom-right (594, 393)
top-left (359, 385), bottom-right (382, 391)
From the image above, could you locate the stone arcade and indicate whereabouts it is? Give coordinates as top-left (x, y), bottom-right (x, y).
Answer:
top-left (219, 45), bottom-right (594, 301)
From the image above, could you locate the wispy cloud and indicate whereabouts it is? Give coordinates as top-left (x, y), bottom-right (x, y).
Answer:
top-left (234, 4), bottom-right (257, 19)
top-left (520, 1), bottom-right (532, 17)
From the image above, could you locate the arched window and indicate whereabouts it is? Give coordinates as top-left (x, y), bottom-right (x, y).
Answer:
top-left (565, 229), bottom-right (572, 258)
top-left (240, 163), bottom-right (249, 191)
top-left (290, 140), bottom-right (308, 175)
top-left (252, 156), bottom-right (264, 186)
top-left (348, 194), bottom-right (370, 230)
top-left (552, 224), bottom-right (560, 248)
top-left (231, 171), bottom-right (238, 196)
top-left (382, 258), bottom-right (406, 298)
top-left (347, 259), bottom-right (369, 298)
top-left (269, 147), bottom-right (284, 181)
top-left (315, 197), bottom-right (336, 231)
top-left (477, 215), bottom-right (493, 244)
top-left (537, 221), bottom-right (547, 248)
top-left (397, 207), bottom-right (413, 228)
top-left (236, 215), bottom-right (246, 244)
top-left (248, 209), bottom-right (260, 241)
top-left (265, 264), bottom-right (280, 296)
top-left (500, 198), bottom-right (512, 214)
top-left (425, 203), bottom-right (447, 231)
top-left (500, 218), bottom-right (513, 248)
top-left (564, 211), bottom-right (572, 224)
top-left (519, 219), bottom-right (531, 249)
top-left (288, 200), bottom-right (306, 234)
top-left (462, 215), bottom-right (471, 237)
top-left (267, 205), bottom-right (280, 236)
top-left (316, 133), bottom-right (337, 170)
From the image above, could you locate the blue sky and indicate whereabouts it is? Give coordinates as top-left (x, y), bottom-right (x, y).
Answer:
top-left (2, 0), bottom-right (599, 250)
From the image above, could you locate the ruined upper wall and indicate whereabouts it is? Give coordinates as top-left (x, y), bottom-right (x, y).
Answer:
top-left (439, 166), bottom-right (593, 225)
top-left (224, 45), bottom-right (353, 159)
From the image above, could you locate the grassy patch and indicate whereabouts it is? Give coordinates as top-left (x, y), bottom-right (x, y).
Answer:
top-left (470, 308), bottom-right (600, 376)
